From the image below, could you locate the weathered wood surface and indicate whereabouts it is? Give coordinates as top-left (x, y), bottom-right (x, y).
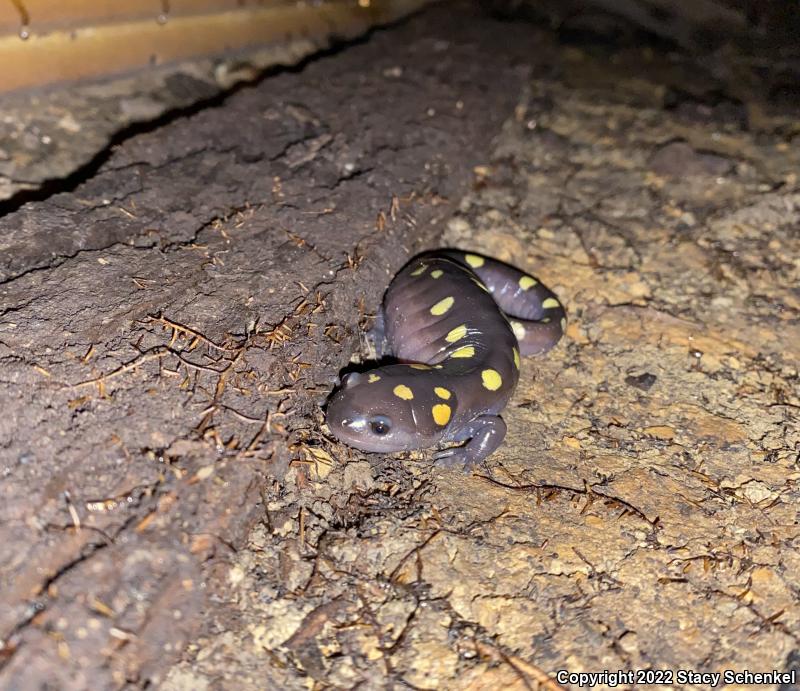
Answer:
top-left (2, 4), bottom-right (800, 690)
top-left (0, 0), bottom-right (427, 92)
top-left (0, 8), bottom-right (531, 687)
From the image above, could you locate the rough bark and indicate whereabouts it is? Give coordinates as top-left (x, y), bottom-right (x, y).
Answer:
top-left (0, 8), bottom-right (529, 687)
top-left (2, 3), bottom-right (800, 690)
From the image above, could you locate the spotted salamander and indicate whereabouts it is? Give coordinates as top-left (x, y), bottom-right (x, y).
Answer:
top-left (326, 250), bottom-right (566, 468)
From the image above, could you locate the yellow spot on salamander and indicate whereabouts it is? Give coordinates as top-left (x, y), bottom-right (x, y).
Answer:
top-left (513, 347), bottom-right (520, 370)
top-left (410, 264), bottom-right (427, 276)
top-left (560, 317), bottom-right (567, 332)
top-left (368, 373), bottom-right (381, 383)
top-left (445, 324), bottom-right (467, 343)
top-left (430, 269), bottom-right (443, 279)
top-left (519, 275), bottom-right (537, 290)
top-left (451, 345), bottom-right (475, 359)
top-left (434, 386), bottom-right (451, 400)
top-left (464, 253), bottom-right (485, 268)
top-left (542, 297), bottom-right (560, 309)
top-left (393, 384), bottom-right (414, 400)
top-left (481, 369), bottom-right (502, 391)
top-left (432, 403), bottom-right (451, 426)
top-left (410, 364), bottom-right (431, 370)
top-left (510, 321), bottom-right (526, 342)
top-left (430, 296), bottom-right (454, 316)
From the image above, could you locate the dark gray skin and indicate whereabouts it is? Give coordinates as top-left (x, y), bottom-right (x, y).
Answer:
top-left (326, 250), bottom-right (566, 468)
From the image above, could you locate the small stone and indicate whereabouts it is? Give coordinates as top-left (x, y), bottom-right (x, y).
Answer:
top-left (625, 372), bottom-right (657, 390)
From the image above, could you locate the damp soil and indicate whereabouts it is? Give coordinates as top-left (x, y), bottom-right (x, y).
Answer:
top-left (2, 4), bottom-right (800, 690)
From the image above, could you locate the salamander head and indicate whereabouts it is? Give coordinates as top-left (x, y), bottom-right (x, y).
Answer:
top-left (326, 368), bottom-right (431, 453)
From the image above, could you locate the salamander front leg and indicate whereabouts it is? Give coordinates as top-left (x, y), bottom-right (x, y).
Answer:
top-left (364, 309), bottom-right (389, 360)
top-left (434, 415), bottom-right (507, 471)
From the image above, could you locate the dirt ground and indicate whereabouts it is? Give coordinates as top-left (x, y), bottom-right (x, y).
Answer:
top-left (2, 4), bottom-right (800, 690)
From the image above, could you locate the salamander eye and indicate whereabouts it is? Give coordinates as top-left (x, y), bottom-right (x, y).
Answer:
top-left (369, 415), bottom-right (392, 436)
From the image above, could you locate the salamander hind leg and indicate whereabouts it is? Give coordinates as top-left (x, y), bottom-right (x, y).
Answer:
top-left (434, 415), bottom-right (507, 471)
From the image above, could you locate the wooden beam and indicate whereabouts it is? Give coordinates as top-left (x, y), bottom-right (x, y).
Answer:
top-left (0, 0), bottom-right (427, 92)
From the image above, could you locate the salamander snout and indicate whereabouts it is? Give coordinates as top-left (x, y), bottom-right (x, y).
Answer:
top-left (325, 372), bottom-right (417, 453)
